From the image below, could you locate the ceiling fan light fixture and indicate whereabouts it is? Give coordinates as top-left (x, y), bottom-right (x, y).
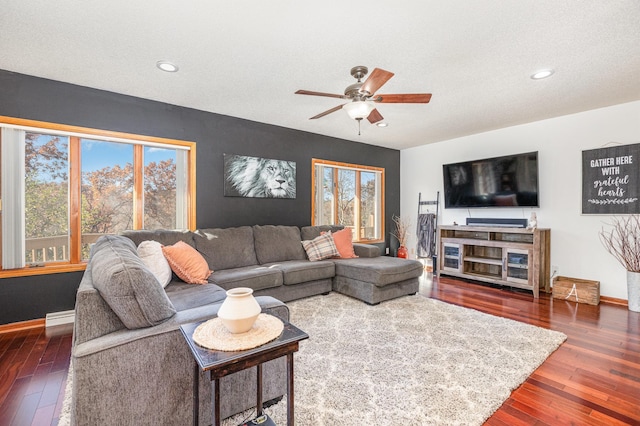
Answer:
top-left (343, 101), bottom-right (375, 120)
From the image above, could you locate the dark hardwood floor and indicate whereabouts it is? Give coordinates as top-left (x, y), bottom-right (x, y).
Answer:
top-left (1, 276), bottom-right (638, 425)
top-left (0, 323), bottom-right (71, 426)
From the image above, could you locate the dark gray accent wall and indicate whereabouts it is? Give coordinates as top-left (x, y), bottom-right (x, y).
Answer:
top-left (0, 69), bottom-right (400, 324)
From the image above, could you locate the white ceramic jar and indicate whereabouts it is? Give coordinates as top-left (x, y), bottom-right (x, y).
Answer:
top-left (217, 287), bottom-right (261, 333)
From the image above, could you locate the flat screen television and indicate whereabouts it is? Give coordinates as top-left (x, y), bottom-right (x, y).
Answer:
top-left (443, 151), bottom-right (539, 208)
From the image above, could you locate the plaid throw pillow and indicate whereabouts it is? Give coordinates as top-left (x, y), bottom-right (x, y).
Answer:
top-left (301, 232), bottom-right (340, 261)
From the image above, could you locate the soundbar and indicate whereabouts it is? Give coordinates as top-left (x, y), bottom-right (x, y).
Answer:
top-left (465, 217), bottom-right (528, 228)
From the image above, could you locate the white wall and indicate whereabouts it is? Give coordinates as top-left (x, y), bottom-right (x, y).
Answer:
top-left (401, 100), bottom-right (640, 300)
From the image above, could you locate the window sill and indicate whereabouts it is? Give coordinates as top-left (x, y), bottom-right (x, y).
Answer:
top-left (355, 239), bottom-right (384, 244)
top-left (0, 263), bottom-right (87, 278)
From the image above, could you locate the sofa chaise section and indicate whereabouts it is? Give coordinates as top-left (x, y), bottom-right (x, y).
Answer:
top-left (300, 225), bottom-right (424, 304)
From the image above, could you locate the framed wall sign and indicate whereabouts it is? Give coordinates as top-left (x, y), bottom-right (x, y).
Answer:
top-left (582, 143), bottom-right (640, 214)
top-left (224, 154), bottom-right (296, 199)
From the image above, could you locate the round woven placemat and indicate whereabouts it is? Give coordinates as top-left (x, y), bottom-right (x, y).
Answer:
top-left (193, 313), bottom-right (284, 351)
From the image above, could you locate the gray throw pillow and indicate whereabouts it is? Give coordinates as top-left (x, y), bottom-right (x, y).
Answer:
top-left (91, 235), bottom-right (176, 329)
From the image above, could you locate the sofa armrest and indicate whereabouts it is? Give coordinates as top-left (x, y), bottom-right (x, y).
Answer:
top-left (74, 296), bottom-right (289, 358)
top-left (353, 243), bottom-right (381, 258)
top-left (255, 295), bottom-right (290, 322)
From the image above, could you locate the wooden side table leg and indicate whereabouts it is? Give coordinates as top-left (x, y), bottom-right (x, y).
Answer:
top-left (193, 362), bottom-right (199, 426)
top-left (287, 353), bottom-right (294, 426)
top-left (214, 377), bottom-right (221, 426)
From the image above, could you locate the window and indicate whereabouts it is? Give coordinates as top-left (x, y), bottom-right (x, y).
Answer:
top-left (80, 139), bottom-right (135, 260)
top-left (25, 133), bottom-right (70, 264)
top-left (0, 116), bottom-right (196, 276)
top-left (312, 159), bottom-right (384, 242)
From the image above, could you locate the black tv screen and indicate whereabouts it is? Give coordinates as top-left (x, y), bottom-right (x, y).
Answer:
top-left (443, 151), bottom-right (539, 208)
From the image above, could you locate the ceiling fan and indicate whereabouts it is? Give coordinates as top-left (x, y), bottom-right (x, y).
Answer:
top-left (295, 66), bottom-right (432, 132)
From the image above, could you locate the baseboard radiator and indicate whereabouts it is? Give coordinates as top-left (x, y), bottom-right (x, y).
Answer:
top-left (45, 310), bottom-right (75, 327)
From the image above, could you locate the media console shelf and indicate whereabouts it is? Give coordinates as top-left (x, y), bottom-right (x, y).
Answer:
top-left (437, 225), bottom-right (550, 299)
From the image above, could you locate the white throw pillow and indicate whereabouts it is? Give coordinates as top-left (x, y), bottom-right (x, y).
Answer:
top-left (137, 240), bottom-right (173, 288)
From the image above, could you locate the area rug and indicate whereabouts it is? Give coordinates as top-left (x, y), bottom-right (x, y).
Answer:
top-left (59, 293), bottom-right (566, 425)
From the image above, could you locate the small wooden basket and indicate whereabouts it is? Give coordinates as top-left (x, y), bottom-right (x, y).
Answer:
top-left (552, 276), bottom-right (600, 305)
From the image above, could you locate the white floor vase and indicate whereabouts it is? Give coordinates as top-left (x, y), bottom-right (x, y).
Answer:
top-left (628, 271), bottom-right (640, 312)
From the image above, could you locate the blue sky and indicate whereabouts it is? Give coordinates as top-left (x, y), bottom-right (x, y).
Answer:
top-left (81, 139), bottom-right (175, 172)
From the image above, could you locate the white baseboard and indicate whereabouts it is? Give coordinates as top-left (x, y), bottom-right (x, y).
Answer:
top-left (45, 310), bottom-right (75, 327)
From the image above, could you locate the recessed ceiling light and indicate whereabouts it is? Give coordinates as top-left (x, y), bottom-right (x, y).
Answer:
top-left (376, 122), bottom-right (388, 127)
top-left (156, 60), bottom-right (179, 73)
top-left (530, 69), bottom-right (554, 80)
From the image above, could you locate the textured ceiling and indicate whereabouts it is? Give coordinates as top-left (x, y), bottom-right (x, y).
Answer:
top-left (1, 1), bottom-right (639, 150)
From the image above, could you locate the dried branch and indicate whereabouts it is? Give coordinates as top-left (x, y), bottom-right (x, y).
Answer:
top-left (599, 215), bottom-right (640, 272)
top-left (392, 215), bottom-right (411, 247)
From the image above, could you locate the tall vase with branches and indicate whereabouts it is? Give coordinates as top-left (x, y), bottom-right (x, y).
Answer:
top-left (392, 215), bottom-right (411, 258)
top-left (599, 215), bottom-right (640, 312)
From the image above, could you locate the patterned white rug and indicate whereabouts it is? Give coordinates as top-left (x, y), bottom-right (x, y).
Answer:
top-left (226, 293), bottom-right (566, 425)
top-left (60, 293), bottom-right (566, 425)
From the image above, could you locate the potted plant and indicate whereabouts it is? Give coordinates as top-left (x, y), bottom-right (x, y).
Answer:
top-left (599, 215), bottom-right (640, 312)
top-left (392, 215), bottom-right (411, 259)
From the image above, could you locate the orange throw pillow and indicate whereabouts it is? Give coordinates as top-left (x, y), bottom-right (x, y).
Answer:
top-left (162, 241), bottom-right (212, 284)
top-left (331, 228), bottom-right (358, 259)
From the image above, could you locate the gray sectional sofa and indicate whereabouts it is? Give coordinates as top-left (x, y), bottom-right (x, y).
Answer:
top-left (70, 224), bottom-right (423, 425)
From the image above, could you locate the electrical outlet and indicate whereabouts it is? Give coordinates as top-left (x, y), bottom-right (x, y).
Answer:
top-left (411, 248), bottom-right (415, 254)
top-left (385, 247), bottom-right (389, 255)
top-left (551, 265), bottom-right (559, 276)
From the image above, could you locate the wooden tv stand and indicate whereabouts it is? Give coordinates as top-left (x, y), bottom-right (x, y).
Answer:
top-left (437, 225), bottom-right (550, 299)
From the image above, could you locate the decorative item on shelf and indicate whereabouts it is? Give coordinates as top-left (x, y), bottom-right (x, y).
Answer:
top-left (392, 214), bottom-right (411, 259)
top-left (527, 212), bottom-right (538, 230)
top-left (599, 215), bottom-right (640, 312)
top-left (217, 287), bottom-right (262, 333)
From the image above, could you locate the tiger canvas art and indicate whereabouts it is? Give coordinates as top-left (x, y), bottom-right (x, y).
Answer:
top-left (224, 154), bottom-right (296, 198)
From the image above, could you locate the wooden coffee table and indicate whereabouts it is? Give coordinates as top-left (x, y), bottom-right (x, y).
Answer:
top-left (180, 320), bottom-right (308, 426)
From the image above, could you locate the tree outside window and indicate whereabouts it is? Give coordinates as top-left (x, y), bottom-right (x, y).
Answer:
top-left (25, 134), bottom-right (69, 263)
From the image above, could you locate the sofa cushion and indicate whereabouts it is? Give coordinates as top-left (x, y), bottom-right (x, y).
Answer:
top-left (301, 233), bottom-right (340, 261)
top-left (194, 227), bottom-right (259, 270)
top-left (162, 241), bottom-right (212, 284)
top-left (353, 243), bottom-right (382, 258)
top-left (121, 229), bottom-right (195, 248)
top-left (209, 265), bottom-right (283, 291)
top-left (262, 260), bottom-right (335, 285)
top-left (334, 256), bottom-right (424, 287)
top-left (90, 235), bottom-right (176, 329)
top-left (253, 225), bottom-right (306, 264)
top-left (137, 240), bottom-right (172, 287)
top-left (300, 225), bottom-right (344, 241)
top-left (164, 281), bottom-right (227, 311)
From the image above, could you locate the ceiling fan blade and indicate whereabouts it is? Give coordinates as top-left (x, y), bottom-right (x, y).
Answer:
top-left (359, 68), bottom-right (394, 95)
top-left (367, 108), bottom-right (384, 124)
top-left (373, 93), bottom-right (432, 103)
top-left (295, 90), bottom-right (347, 99)
top-left (310, 104), bottom-right (346, 119)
